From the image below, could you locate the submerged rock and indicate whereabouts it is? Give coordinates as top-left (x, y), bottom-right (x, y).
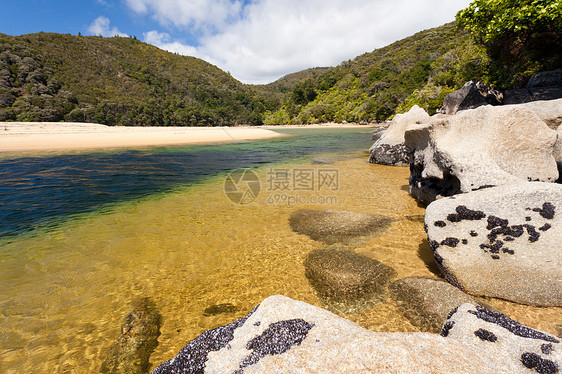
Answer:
top-left (311, 155), bottom-right (350, 165)
top-left (304, 246), bottom-right (396, 313)
top-left (203, 303), bottom-right (239, 316)
top-left (289, 209), bottom-right (393, 244)
top-left (102, 297), bottom-right (161, 374)
top-left (425, 182), bottom-right (562, 306)
top-left (405, 214), bottom-right (425, 223)
top-left (405, 103), bottom-right (559, 204)
top-left (152, 296), bottom-right (560, 373)
top-left (389, 276), bottom-right (484, 333)
top-left (440, 81), bottom-right (503, 115)
top-left (368, 105), bottom-right (430, 166)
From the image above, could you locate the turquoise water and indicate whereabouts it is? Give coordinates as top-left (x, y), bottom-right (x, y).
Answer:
top-left (0, 128), bottom-right (374, 239)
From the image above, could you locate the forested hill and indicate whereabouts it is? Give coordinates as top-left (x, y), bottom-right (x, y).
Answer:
top-left (260, 22), bottom-right (489, 124)
top-left (1, 14), bottom-right (546, 126)
top-left (0, 33), bottom-right (272, 126)
top-left (1, 23), bottom-right (489, 127)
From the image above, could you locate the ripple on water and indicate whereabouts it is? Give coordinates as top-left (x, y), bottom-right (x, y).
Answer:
top-left (0, 156), bottom-right (559, 372)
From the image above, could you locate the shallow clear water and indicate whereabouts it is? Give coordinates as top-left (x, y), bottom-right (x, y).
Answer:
top-left (0, 128), bottom-right (373, 239)
top-left (0, 128), bottom-right (559, 373)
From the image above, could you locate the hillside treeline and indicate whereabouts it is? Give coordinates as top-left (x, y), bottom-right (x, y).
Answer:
top-left (0, 33), bottom-right (273, 126)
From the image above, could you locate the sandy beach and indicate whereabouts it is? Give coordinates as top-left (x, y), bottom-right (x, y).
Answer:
top-left (0, 122), bottom-right (290, 152)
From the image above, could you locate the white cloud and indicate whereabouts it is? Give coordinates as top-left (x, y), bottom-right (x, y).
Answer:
top-left (126, 0), bottom-right (243, 32)
top-left (136, 0), bottom-right (473, 84)
top-left (88, 16), bottom-right (128, 37)
top-left (143, 30), bottom-right (201, 56)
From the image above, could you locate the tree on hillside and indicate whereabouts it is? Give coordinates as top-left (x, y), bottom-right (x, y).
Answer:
top-left (291, 79), bottom-right (317, 106)
top-left (456, 0), bottom-right (562, 87)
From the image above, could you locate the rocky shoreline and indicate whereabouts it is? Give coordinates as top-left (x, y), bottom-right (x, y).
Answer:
top-left (141, 73), bottom-right (562, 373)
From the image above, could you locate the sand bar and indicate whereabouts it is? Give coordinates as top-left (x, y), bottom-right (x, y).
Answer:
top-left (0, 122), bottom-right (289, 152)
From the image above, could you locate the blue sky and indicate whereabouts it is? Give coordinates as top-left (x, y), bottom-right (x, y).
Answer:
top-left (0, 0), bottom-right (472, 84)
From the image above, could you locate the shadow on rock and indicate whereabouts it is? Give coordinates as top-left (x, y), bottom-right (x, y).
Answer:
top-left (417, 239), bottom-right (441, 277)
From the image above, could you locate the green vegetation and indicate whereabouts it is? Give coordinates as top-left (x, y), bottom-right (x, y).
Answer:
top-left (1, 0), bottom-right (556, 126)
top-left (262, 23), bottom-right (489, 124)
top-left (0, 33), bottom-right (270, 125)
top-left (456, 0), bottom-right (562, 88)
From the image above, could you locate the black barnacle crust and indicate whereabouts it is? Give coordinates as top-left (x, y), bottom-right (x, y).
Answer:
top-left (234, 319), bottom-right (315, 373)
top-left (520, 352), bottom-right (559, 374)
top-left (474, 328), bottom-right (498, 342)
top-left (447, 306), bottom-right (459, 320)
top-left (152, 304), bottom-right (260, 374)
top-left (533, 202), bottom-right (556, 220)
top-left (487, 216), bottom-right (509, 230)
top-left (434, 220), bottom-right (446, 228)
top-left (428, 240), bottom-right (440, 251)
top-left (524, 224), bottom-right (540, 242)
top-left (542, 343), bottom-right (554, 355)
top-left (441, 237), bottom-right (460, 247)
top-left (468, 306), bottom-right (560, 343)
top-left (440, 321), bottom-right (455, 337)
top-left (447, 206), bottom-right (486, 223)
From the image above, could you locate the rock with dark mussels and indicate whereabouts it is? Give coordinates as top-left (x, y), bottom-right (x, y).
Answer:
top-left (425, 183), bottom-right (562, 306)
top-left (153, 296), bottom-right (561, 374)
top-left (442, 303), bottom-right (561, 374)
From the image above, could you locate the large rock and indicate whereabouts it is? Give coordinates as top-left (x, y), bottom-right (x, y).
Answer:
top-left (504, 69), bottom-right (562, 105)
top-left (442, 304), bottom-right (561, 374)
top-left (440, 81), bottom-right (503, 115)
top-left (289, 209), bottom-right (393, 244)
top-left (102, 298), bottom-right (161, 374)
top-left (405, 104), bottom-right (559, 205)
top-left (389, 276), bottom-right (484, 333)
top-left (517, 99), bottom-right (562, 130)
top-left (554, 125), bottom-right (562, 183)
top-left (153, 296), bottom-right (560, 374)
top-left (424, 182), bottom-right (562, 306)
top-left (304, 246), bottom-right (396, 313)
top-left (370, 123), bottom-right (388, 141)
top-left (528, 69), bottom-right (562, 88)
top-left (368, 105), bottom-right (430, 166)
